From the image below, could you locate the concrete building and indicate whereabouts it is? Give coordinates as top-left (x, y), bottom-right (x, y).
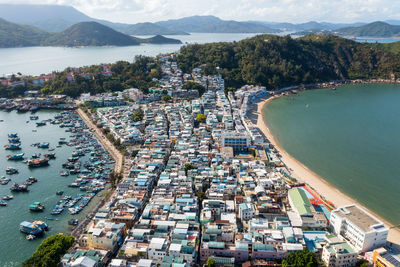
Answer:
top-left (322, 235), bottom-right (357, 267)
top-left (220, 132), bottom-right (251, 152)
top-left (372, 247), bottom-right (400, 267)
top-left (330, 205), bottom-right (389, 253)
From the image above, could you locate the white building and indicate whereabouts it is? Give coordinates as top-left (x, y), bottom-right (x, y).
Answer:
top-left (238, 203), bottom-right (255, 221)
top-left (330, 204), bottom-right (389, 253)
top-left (322, 235), bottom-right (357, 267)
top-left (147, 238), bottom-right (168, 263)
top-left (220, 132), bottom-right (251, 152)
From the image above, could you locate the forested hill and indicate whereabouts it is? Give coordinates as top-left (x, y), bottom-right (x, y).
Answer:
top-left (177, 34), bottom-right (400, 89)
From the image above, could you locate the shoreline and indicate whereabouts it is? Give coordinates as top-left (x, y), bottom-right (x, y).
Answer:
top-left (254, 95), bottom-right (400, 245)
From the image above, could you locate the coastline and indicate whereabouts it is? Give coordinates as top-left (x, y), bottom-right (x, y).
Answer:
top-left (254, 95), bottom-right (400, 245)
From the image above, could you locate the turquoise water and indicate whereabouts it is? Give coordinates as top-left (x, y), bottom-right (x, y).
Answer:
top-left (264, 84), bottom-right (400, 227)
top-left (0, 33), bottom-right (259, 76)
top-left (0, 110), bottom-right (106, 266)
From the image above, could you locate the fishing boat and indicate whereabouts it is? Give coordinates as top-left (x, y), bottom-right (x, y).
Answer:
top-left (68, 219), bottom-right (79, 225)
top-left (56, 191), bottom-right (64, 195)
top-left (8, 137), bottom-right (20, 143)
top-left (26, 235), bottom-right (35, 241)
top-left (37, 142), bottom-right (49, 149)
top-left (6, 167), bottom-right (18, 174)
top-left (59, 169), bottom-right (69, 176)
top-left (32, 221), bottom-right (48, 231)
top-left (31, 153), bottom-right (41, 159)
top-left (30, 115), bottom-right (39, 120)
top-left (20, 221), bottom-right (43, 236)
top-left (0, 177), bottom-right (11, 185)
top-left (36, 121), bottom-right (46, 127)
top-left (8, 133), bottom-right (18, 138)
top-left (10, 183), bottom-right (29, 192)
top-left (27, 158), bottom-right (49, 168)
top-left (0, 200), bottom-right (7, 206)
top-left (2, 195), bottom-right (13, 200)
top-left (4, 144), bottom-right (21, 150)
top-left (26, 177), bottom-right (37, 183)
top-left (29, 202), bottom-right (45, 212)
top-left (6, 153), bottom-right (24, 160)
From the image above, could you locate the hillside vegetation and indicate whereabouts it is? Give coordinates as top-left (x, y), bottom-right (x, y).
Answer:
top-left (178, 34), bottom-right (400, 88)
top-left (0, 18), bottom-right (50, 47)
top-left (337, 21), bottom-right (400, 37)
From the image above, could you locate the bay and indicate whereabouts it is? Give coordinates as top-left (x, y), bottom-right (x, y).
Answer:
top-left (264, 83), bottom-right (400, 227)
top-left (0, 110), bottom-right (107, 266)
top-left (0, 33), bottom-right (259, 76)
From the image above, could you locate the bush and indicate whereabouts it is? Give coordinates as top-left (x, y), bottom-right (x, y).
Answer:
top-left (282, 249), bottom-right (319, 267)
top-left (22, 234), bottom-right (75, 267)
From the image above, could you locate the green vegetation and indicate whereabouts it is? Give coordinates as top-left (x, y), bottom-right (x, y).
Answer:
top-left (162, 95), bottom-right (172, 102)
top-left (206, 257), bottom-right (216, 267)
top-left (0, 18), bottom-right (181, 48)
top-left (338, 21), bottom-right (400, 37)
top-left (183, 81), bottom-right (206, 95)
top-left (22, 234), bottom-right (74, 267)
top-left (0, 18), bottom-right (50, 48)
top-left (196, 113), bottom-right (207, 123)
top-left (281, 249), bottom-right (319, 267)
top-left (131, 109), bottom-right (144, 122)
top-left (178, 34), bottom-right (400, 89)
top-left (123, 22), bottom-right (189, 35)
top-left (41, 56), bottom-right (160, 97)
top-left (184, 163), bottom-right (198, 176)
top-left (109, 171), bottom-right (123, 188)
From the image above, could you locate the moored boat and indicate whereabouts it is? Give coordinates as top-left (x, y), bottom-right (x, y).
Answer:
top-left (4, 144), bottom-right (21, 150)
top-left (36, 121), bottom-right (46, 127)
top-left (6, 153), bottom-right (24, 160)
top-left (37, 142), bottom-right (49, 149)
top-left (6, 167), bottom-right (18, 174)
top-left (2, 195), bottom-right (13, 200)
top-left (20, 221), bottom-right (43, 236)
top-left (10, 183), bottom-right (29, 192)
top-left (29, 202), bottom-right (45, 212)
top-left (27, 158), bottom-right (49, 168)
top-left (0, 200), bottom-right (7, 206)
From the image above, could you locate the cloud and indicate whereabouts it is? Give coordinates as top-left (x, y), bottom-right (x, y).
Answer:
top-left (0, 0), bottom-right (399, 23)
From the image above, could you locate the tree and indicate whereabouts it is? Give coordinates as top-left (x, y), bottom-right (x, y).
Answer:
top-left (22, 234), bottom-right (75, 267)
top-left (206, 257), bottom-right (216, 267)
top-left (131, 109), bottom-right (144, 122)
top-left (184, 163), bottom-right (198, 176)
top-left (282, 249), bottom-right (319, 267)
top-left (183, 81), bottom-right (206, 96)
top-left (162, 95), bottom-right (172, 102)
top-left (196, 113), bottom-right (206, 123)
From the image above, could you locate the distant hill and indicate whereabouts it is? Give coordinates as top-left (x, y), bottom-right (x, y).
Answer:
top-left (251, 21), bottom-right (366, 32)
top-left (337, 21), bottom-right (400, 37)
top-left (123, 23), bottom-right (188, 36)
top-left (156, 15), bottom-right (280, 33)
top-left (0, 19), bottom-right (181, 48)
top-left (138, 35), bottom-right (182, 44)
top-left (0, 18), bottom-right (51, 47)
top-left (43, 22), bottom-right (141, 46)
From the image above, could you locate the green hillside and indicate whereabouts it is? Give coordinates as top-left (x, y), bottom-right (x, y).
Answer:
top-left (337, 21), bottom-right (400, 37)
top-left (0, 18), bottom-right (50, 47)
top-left (177, 34), bottom-right (400, 88)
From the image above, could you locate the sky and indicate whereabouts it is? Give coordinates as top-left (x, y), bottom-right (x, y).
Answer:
top-left (0, 0), bottom-right (399, 24)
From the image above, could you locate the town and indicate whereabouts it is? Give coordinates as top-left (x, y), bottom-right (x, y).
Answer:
top-left (41, 54), bottom-right (397, 267)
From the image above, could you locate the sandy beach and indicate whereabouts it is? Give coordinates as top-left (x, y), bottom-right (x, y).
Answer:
top-left (253, 96), bottom-right (400, 244)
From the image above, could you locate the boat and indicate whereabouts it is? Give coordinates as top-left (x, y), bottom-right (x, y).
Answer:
top-left (10, 183), bottom-right (29, 192)
top-left (31, 153), bottom-right (41, 159)
top-left (6, 167), bottom-right (18, 174)
top-left (29, 202), bottom-right (45, 212)
top-left (60, 169), bottom-right (69, 176)
top-left (37, 142), bottom-right (49, 149)
top-left (26, 234), bottom-right (35, 241)
top-left (30, 115), bottom-right (39, 120)
top-left (20, 221), bottom-right (43, 236)
top-left (32, 221), bottom-right (48, 230)
top-left (4, 144), bottom-right (21, 150)
top-left (27, 158), bottom-right (49, 168)
top-left (0, 177), bottom-right (11, 185)
top-left (68, 219), bottom-right (79, 226)
top-left (8, 137), bottom-right (20, 143)
top-left (6, 153), bottom-right (24, 160)
top-left (27, 177), bottom-right (37, 183)
top-left (36, 121), bottom-right (46, 127)
top-left (8, 133), bottom-right (18, 138)
top-left (0, 200), bottom-right (7, 206)
top-left (56, 191), bottom-right (64, 195)
top-left (2, 195), bottom-right (13, 200)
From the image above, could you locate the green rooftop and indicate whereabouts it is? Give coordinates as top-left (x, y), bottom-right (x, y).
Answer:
top-left (288, 188), bottom-right (313, 216)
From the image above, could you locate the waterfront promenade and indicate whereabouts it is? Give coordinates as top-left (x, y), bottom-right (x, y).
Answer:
top-left (76, 108), bottom-right (123, 174)
top-left (247, 95), bottom-right (400, 245)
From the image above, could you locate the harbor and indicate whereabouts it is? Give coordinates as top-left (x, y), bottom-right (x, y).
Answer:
top-left (0, 109), bottom-right (114, 266)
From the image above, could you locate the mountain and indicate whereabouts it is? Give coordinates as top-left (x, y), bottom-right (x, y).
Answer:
top-left (337, 21), bottom-right (400, 37)
top-left (156, 15), bottom-right (280, 33)
top-left (0, 18), bottom-right (51, 47)
top-left (0, 4), bottom-right (187, 35)
top-left (177, 34), bottom-right (400, 88)
top-left (251, 21), bottom-right (365, 32)
top-left (122, 23), bottom-right (188, 36)
top-left (138, 35), bottom-right (182, 44)
top-left (0, 19), bottom-right (182, 48)
top-left (43, 22), bottom-right (140, 46)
